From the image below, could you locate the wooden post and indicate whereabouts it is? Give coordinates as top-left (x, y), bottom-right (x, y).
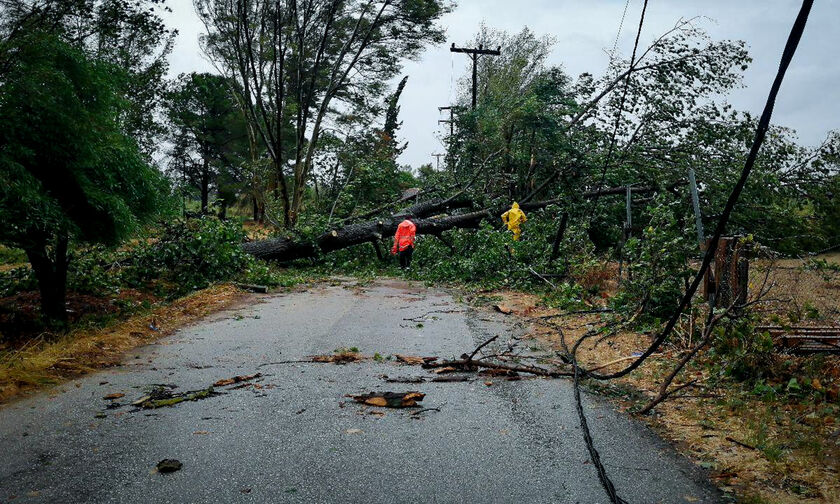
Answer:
top-left (450, 44), bottom-right (501, 109)
top-left (704, 236), bottom-right (748, 307)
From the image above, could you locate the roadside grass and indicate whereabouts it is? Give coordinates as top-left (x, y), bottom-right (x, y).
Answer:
top-left (0, 260), bottom-right (327, 405)
top-left (0, 284), bottom-right (245, 403)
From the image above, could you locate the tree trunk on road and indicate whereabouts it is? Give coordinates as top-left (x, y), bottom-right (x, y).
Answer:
top-left (242, 182), bottom-right (682, 263)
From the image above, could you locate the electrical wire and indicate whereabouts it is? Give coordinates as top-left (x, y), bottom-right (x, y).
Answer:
top-left (573, 362), bottom-right (628, 504)
top-left (580, 0), bottom-right (814, 382)
top-left (611, 0), bottom-right (632, 59)
top-left (588, 0), bottom-right (649, 227)
top-left (568, 3), bottom-right (815, 503)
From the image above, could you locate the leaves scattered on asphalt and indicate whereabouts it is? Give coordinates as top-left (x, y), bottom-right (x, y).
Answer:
top-left (156, 459), bottom-right (182, 473)
top-left (394, 354), bottom-right (438, 365)
top-left (350, 391), bottom-right (425, 408)
top-left (213, 373), bottom-right (261, 387)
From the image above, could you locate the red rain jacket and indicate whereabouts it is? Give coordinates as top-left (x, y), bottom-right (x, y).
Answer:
top-left (391, 219), bottom-right (416, 254)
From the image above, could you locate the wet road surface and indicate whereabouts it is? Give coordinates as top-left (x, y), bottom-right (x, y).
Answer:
top-left (0, 279), bottom-right (720, 503)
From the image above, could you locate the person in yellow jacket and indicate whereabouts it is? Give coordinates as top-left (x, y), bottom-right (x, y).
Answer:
top-left (501, 202), bottom-right (527, 241)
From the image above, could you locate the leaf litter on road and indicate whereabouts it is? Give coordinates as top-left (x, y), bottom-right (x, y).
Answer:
top-left (350, 391), bottom-right (425, 408)
top-left (156, 459), bottom-right (182, 473)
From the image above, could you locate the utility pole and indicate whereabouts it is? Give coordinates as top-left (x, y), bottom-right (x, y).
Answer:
top-left (450, 43), bottom-right (501, 109)
top-left (438, 106), bottom-right (456, 138)
top-left (431, 153), bottom-right (445, 170)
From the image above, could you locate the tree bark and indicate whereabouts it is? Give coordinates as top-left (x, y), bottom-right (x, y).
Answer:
top-left (200, 166), bottom-right (210, 214)
top-left (242, 182), bottom-right (681, 263)
top-left (25, 233), bottom-right (69, 324)
top-left (549, 212), bottom-right (569, 263)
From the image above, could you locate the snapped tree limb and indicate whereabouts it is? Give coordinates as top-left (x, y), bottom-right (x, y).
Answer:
top-left (242, 183), bottom-right (680, 262)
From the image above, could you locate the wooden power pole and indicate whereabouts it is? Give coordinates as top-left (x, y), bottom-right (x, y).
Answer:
top-left (438, 106), bottom-right (456, 137)
top-left (450, 43), bottom-right (501, 109)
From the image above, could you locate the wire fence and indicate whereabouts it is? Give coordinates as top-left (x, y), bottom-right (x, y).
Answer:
top-left (606, 177), bottom-right (840, 329)
top-left (751, 249), bottom-right (840, 327)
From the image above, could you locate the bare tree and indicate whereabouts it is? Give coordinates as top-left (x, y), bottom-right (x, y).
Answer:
top-left (194, 0), bottom-right (448, 227)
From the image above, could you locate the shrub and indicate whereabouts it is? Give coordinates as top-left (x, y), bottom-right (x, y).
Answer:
top-left (67, 245), bottom-right (121, 295)
top-left (0, 266), bottom-right (37, 297)
top-left (122, 217), bottom-right (271, 295)
top-left (611, 198), bottom-right (696, 320)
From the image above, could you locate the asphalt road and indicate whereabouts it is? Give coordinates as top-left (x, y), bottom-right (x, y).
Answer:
top-left (0, 279), bottom-right (721, 503)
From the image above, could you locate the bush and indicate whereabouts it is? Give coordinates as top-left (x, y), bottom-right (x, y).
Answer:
top-left (1, 218), bottom-right (281, 301)
top-left (0, 266), bottom-right (37, 297)
top-left (0, 246), bottom-right (26, 265)
top-left (122, 217), bottom-right (262, 295)
top-left (611, 198), bottom-right (696, 320)
top-left (67, 245), bottom-right (121, 295)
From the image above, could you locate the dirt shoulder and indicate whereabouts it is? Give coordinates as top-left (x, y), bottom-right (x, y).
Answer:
top-left (0, 284), bottom-right (254, 405)
top-left (484, 289), bottom-right (840, 504)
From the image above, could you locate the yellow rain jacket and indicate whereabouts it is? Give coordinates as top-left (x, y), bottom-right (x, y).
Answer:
top-left (501, 202), bottom-right (527, 241)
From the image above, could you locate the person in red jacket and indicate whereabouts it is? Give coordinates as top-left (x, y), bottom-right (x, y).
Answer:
top-left (391, 214), bottom-right (417, 269)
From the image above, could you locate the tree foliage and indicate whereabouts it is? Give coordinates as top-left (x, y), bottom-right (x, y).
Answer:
top-left (166, 72), bottom-right (249, 215)
top-left (440, 20), bottom-right (839, 255)
top-left (0, 32), bottom-right (168, 321)
top-left (195, 0), bottom-right (450, 227)
top-left (0, 0), bottom-right (176, 154)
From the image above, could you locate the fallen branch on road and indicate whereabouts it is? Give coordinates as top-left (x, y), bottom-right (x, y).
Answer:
top-left (242, 183), bottom-right (680, 263)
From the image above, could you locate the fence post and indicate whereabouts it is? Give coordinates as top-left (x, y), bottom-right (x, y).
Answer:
top-left (704, 236), bottom-right (749, 308)
top-left (688, 168), bottom-right (704, 246)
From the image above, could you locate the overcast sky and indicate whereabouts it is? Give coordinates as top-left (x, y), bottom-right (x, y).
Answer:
top-left (162, 0), bottom-right (839, 168)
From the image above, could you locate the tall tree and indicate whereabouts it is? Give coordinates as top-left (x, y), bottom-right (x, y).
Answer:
top-left (0, 32), bottom-right (168, 322)
top-left (0, 0), bottom-right (176, 154)
top-left (166, 72), bottom-right (249, 215)
top-left (195, 0), bottom-right (449, 227)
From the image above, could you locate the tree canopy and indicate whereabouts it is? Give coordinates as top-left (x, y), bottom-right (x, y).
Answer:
top-left (0, 31), bottom-right (168, 321)
top-left (195, 0), bottom-right (450, 227)
top-left (166, 72), bottom-right (249, 215)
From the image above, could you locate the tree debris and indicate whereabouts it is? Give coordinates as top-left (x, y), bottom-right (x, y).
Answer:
top-left (311, 352), bottom-right (363, 364)
top-left (350, 391), bottom-right (425, 408)
top-left (382, 375), bottom-right (425, 384)
top-left (494, 304), bottom-right (514, 315)
top-left (156, 459), bottom-right (182, 473)
top-left (213, 373), bottom-right (261, 387)
top-left (135, 385), bottom-right (216, 409)
top-left (478, 368), bottom-right (520, 378)
top-left (410, 407), bottom-right (441, 417)
top-left (394, 354), bottom-right (437, 365)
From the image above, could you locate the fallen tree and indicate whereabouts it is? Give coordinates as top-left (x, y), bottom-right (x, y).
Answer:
top-left (243, 183), bottom-right (681, 262)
